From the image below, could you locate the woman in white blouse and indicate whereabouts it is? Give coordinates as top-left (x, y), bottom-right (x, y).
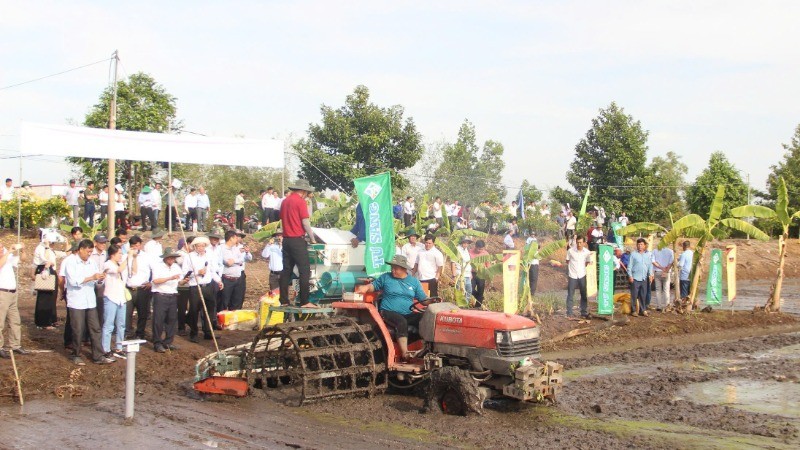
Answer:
top-left (102, 244), bottom-right (128, 358)
top-left (32, 233), bottom-right (63, 329)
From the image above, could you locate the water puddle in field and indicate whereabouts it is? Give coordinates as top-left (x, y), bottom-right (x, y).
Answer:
top-left (678, 379), bottom-right (800, 419)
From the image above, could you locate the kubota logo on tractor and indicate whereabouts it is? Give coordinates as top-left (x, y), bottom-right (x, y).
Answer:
top-left (438, 315), bottom-right (463, 324)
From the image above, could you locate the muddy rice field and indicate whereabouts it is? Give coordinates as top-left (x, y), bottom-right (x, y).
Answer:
top-left (1, 231), bottom-right (799, 449)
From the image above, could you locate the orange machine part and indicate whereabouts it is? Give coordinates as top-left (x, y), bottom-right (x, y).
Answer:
top-left (193, 376), bottom-right (249, 397)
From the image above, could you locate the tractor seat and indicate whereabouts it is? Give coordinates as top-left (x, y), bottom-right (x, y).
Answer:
top-left (375, 296), bottom-right (420, 340)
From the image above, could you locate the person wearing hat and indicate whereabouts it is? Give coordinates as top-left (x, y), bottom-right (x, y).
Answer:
top-left (150, 248), bottom-right (187, 352)
top-left (175, 235), bottom-right (193, 335)
top-left (279, 179), bottom-right (317, 307)
top-left (354, 254), bottom-right (429, 361)
top-left (138, 185), bottom-right (155, 231)
top-left (32, 232), bottom-right (63, 329)
top-left (400, 231), bottom-right (423, 277)
top-left (261, 229), bottom-right (283, 292)
top-left (452, 237), bottom-right (473, 305)
top-left (144, 230), bottom-right (165, 257)
top-left (64, 179), bottom-right (81, 226)
top-left (182, 236), bottom-right (223, 342)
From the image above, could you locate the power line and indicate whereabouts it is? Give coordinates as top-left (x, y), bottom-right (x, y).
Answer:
top-left (0, 57), bottom-right (113, 91)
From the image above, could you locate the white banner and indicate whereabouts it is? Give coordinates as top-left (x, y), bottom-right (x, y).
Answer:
top-left (20, 122), bottom-right (284, 168)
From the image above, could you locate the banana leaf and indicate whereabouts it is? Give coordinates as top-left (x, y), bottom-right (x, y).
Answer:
top-left (450, 229), bottom-right (488, 241)
top-left (619, 222), bottom-right (665, 236)
top-left (707, 185), bottom-right (725, 227)
top-left (776, 177), bottom-right (790, 226)
top-left (719, 218), bottom-right (770, 241)
top-left (730, 205), bottom-right (777, 220)
top-left (252, 221), bottom-right (282, 242)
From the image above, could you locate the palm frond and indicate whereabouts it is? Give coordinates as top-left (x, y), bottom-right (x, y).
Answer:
top-left (619, 222), bottom-right (665, 236)
top-left (537, 240), bottom-right (566, 260)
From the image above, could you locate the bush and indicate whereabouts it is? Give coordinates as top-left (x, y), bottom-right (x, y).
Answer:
top-left (0, 196), bottom-right (71, 229)
top-left (482, 291), bottom-right (565, 316)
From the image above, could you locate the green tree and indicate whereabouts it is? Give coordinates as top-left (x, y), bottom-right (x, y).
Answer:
top-left (686, 152), bottom-right (747, 220)
top-left (519, 179), bottom-right (544, 205)
top-left (427, 120), bottom-right (506, 207)
top-left (294, 85), bottom-right (423, 192)
top-left (646, 151), bottom-right (688, 225)
top-left (566, 102), bottom-right (650, 219)
top-left (68, 72), bottom-right (181, 207)
top-left (766, 124), bottom-right (800, 228)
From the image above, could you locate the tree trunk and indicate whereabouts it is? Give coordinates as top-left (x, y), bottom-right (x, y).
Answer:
top-left (673, 241), bottom-right (680, 305)
top-left (766, 234), bottom-right (787, 312)
top-left (688, 248), bottom-right (705, 312)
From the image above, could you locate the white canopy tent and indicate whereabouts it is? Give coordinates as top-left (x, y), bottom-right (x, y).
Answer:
top-left (20, 122), bottom-right (284, 167)
top-left (14, 121), bottom-right (285, 236)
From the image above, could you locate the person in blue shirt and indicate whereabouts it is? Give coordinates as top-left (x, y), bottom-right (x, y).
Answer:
top-left (628, 238), bottom-right (654, 316)
top-left (677, 240), bottom-right (694, 298)
top-left (355, 254), bottom-right (430, 361)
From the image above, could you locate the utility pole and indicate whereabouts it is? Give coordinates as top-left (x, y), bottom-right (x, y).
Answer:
top-left (108, 50), bottom-right (119, 238)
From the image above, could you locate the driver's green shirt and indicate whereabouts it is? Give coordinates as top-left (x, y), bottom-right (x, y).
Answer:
top-left (372, 272), bottom-right (427, 315)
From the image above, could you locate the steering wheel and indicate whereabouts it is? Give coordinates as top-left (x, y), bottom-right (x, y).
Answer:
top-left (411, 296), bottom-right (441, 313)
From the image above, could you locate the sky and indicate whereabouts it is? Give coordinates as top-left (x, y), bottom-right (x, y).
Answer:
top-left (1, 0), bottom-right (799, 199)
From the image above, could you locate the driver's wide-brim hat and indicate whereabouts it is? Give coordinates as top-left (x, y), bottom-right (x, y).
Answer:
top-left (288, 179), bottom-right (315, 192)
top-left (387, 254), bottom-right (413, 271)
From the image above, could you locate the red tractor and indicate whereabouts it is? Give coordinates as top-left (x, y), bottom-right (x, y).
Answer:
top-left (194, 293), bottom-right (562, 415)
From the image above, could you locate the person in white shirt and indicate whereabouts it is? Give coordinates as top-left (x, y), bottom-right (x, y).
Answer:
top-left (144, 231), bottom-right (165, 257)
top-left (89, 234), bottom-right (109, 324)
top-left (402, 196), bottom-right (414, 226)
top-left (0, 178), bottom-right (14, 229)
top-left (102, 244), bottom-right (128, 358)
top-left (184, 188), bottom-right (198, 231)
top-left (504, 230), bottom-right (515, 249)
top-left (64, 179), bottom-right (81, 226)
top-left (98, 185), bottom-right (109, 224)
top-left (452, 237), bottom-right (473, 304)
top-left (0, 243), bottom-right (29, 359)
top-left (196, 186), bottom-right (210, 232)
top-left (65, 240), bottom-right (111, 365)
top-left (413, 235), bottom-right (444, 297)
top-left (430, 197), bottom-right (443, 227)
top-left (220, 230), bottom-right (246, 311)
top-left (182, 236), bottom-right (223, 342)
top-left (261, 229), bottom-right (283, 291)
top-left (565, 236), bottom-right (593, 318)
top-left (151, 249), bottom-right (186, 352)
top-left (652, 245), bottom-right (675, 311)
top-left (33, 233), bottom-right (62, 329)
top-left (150, 183), bottom-right (163, 231)
top-left (125, 235), bottom-right (153, 340)
top-left (400, 232), bottom-right (423, 277)
top-left (138, 185), bottom-right (155, 231)
top-left (235, 231), bottom-right (253, 310)
top-left (618, 212), bottom-right (629, 227)
top-left (113, 185), bottom-right (126, 229)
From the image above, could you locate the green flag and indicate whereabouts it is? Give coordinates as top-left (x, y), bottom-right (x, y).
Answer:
top-left (611, 222), bottom-right (624, 247)
top-left (597, 244), bottom-right (615, 315)
top-left (706, 248), bottom-right (723, 305)
top-left (354, 172), bottom-right (395, 276)
top-left (579, 185), bottom-right (591, 218)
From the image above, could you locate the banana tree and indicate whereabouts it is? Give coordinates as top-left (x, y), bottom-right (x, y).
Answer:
top-left (252, 220), bottom-right (282, 242)
top-left (620, 215), bottom-right (682, 303)
top-left (731, 176), bottom-right (799, 312)
top-left (660, 185), bottom-right (769, 310)
top-left (311, 195), bottom-right (356, 229)
top-left (484, 238), bottom-right (566, 315)
top-left (435, 229), bottom-right (489, 307)
top-left (60, 217), bottom-right (107, 241)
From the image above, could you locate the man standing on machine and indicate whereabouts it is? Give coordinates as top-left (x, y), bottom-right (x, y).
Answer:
top-left (278, 180), bottom-right (317, 308)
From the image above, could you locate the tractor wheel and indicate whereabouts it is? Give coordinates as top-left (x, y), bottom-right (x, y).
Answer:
top-left (425, 366), bottom-right (483, 416)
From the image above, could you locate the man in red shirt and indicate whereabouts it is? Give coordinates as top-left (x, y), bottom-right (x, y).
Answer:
top-left (278, 179), bottom-right (317, 307)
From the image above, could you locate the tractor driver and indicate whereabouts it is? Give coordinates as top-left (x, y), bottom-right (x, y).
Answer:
top-left (355, 254), bottom-right (430, 362)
